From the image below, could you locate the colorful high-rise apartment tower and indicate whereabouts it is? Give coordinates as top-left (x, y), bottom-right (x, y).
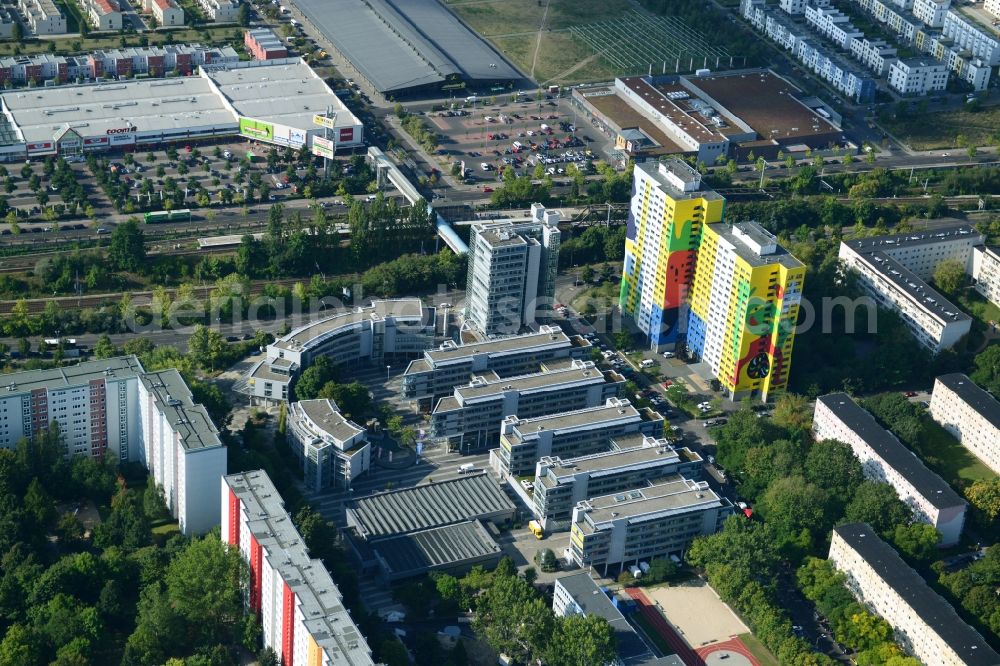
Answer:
top-left (619, 159), bottom-right (725, 350)
top-left (686, 221), bottom-right (805, 401)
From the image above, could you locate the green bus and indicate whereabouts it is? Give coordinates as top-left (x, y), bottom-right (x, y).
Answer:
top-left (144, 209), bottom-right (192, 224)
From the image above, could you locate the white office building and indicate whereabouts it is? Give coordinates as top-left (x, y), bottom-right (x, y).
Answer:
top-left (838, 225), bottom-right (985, 352)
top-left (402, 325), bottom-right (592, 407)
top-left (830, 523), bottom-right (1000, 666)
top-left (223, 470), bottom-right (377, 666)
top-left (532, 435), bottom-right (703, 529)
top-left (569, 477), bottom-right (731, 575)
top-left (287, 399), bottom-right (370, 491)
top-left (0, 356), bottom-right (225, 535)
top-left (814, 393), bottom-right (966, 545)
top-left (887, 58), bottom-right (949, 94)
top-left (492, 398), bottom-right (664, 477)
top-left (242, 299), bottom-right (435, 403)
top-left (431, 359), bottom-right (624, 453)
top-left (465, 204), bottom-right (561, 336)
top-left (929, 373), bottom-right (1000, 475)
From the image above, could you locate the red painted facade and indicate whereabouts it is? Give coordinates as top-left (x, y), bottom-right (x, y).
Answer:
top-left (281, 582), bottom-right (295, 666)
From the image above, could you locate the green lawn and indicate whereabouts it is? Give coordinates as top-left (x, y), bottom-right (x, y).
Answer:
top-left (739, 633), bottom-right (780, 666)
top-left (915, 418), bottom-right (997, 487)
top-left (878, 104), bottom-right (1000, 150)
top-left (957, 289), bottom-right (1000, 329)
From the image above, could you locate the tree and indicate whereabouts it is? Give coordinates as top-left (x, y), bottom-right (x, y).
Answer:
top-left (474, 573), bottom-right (552, 663)
top-left (971, 345), bottom-right (1000, 396)
top-left (92, 484), bottom-right (151, 552)
top-left (803, 439), bottom-right (863, 507)
top-left (758, 475), bottom-right (832, 550)
top-left (293, 355), bottom-right (337, 400)
top-left (108, 219), bottom-right (146, 273)
top-left (142, 476), bottom-right (168, 521)
top-left (186, 324), bottom-right (227, 372)
top-left (891, 523), bottom-right (939, 563)
top-left (0, 623), bottom-right (43, 666)
top-left (545, 614), bottom-right (616, 666)
top-left (964, 478), bottom-right (1000, 520)
top-left (613, 330), bottom-right (632, 351)
top-left (843, 481), bottom-right (912, 536)
top-left (771, 393), bottom-right (811, 431)
top-left (93, 333), bottom-right (117, 359)
top-left (932, 258), bottom-right (966, 296)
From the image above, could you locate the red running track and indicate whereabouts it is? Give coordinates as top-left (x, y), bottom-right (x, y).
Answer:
top-left (697, 637), bottom-right (762, 666)
top-left (625, 587), bottom-right (704, 666)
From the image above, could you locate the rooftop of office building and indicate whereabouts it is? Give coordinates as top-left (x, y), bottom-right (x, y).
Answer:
top-left (834, 523), bottom-right (1000, 666)
top-left (539, 437), bottom-right (697, 481)
top-left (817, 394), bottom-right (965, 509)
top-left (576, 477), bottom-right (726, 530)
top-left (273, 298), bottom-right (427, 351)
top-left (293, 399), bottom-right (365, 447)
top-left (452, 361), bottom-right (612, 403)
top-left (416, 325), bottom-right (586, 368)
top-left (934, 373), bottom-right (1000, 430)
top-left (503, 399), bottom-right (657, 444)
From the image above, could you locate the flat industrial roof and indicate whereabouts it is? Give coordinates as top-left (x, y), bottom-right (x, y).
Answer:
top-left (207, 60), bottom-right (360, 132)
top-left (290, 0), bottom-right (519, 93)
top-left (619, 77), bottom-right (726, 145)
top-left (346, 473), bottom-right (516, 540)
top-left (935, 373), bottom-right (1000, 430)
top-left (834, 523), bottom-right (1000, 666)
top-left (3, 77), bottom-right (233, 144)
top-left (817, 394), bottom-right (964, 509)
top-left (371, 520), bottom-right (501, 578)
top-left (580, 90), bottom-right (686, 156)
top-left (687, 70), bottom-right (842, 142)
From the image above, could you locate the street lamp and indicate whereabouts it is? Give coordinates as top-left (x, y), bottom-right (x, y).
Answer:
top-left (386, 364), bottom-right (391, 380)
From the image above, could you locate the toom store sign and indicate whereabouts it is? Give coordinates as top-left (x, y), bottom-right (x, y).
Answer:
top-left (239, 117), bottom-right (273, 141)
top-left (106, 126), bottom-right (137, 135)
top-left (339, 127), bottom-right (354, 142)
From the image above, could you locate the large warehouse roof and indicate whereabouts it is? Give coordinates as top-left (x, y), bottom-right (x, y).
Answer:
top-left (3, 77), bottom-right (233, 144)
top-left (207, 60), bottom-right (360, 132)
top-left (371, 520), bottom-right (502, 580)
top-left (346, 473), bottom-right (516, 539)
top-left (291, 0), bottom-right (520, 93)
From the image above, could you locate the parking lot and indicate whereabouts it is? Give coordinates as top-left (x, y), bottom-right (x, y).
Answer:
top-left (417, 94), bottom-right (615, 188)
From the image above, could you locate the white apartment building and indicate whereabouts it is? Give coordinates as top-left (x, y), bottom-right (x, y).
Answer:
top-left (143, 0), bottom-right (184, 26)
top-left (80, 0), bottom-right (123, 31)
top-left (197, 0), bottom-right (239, 22)
top-left (402, 325), bottom-right (592, 407)
top-left (830, 523), bottom-right (1000, 666)
top-left (0, 356), bottom-right (224, 535)
top-left (929, 373), bottom-right (1000, 475)
top-left (222, 470), bottom-right (377, 666)
top-left (465, 204), bottom-right (561, 337)
top-left (942, 10), bottom-right (1000, 65)
top-left (0, 9), bottom-right (16, 38)
top-left (532, 434), bottom-right (703, 529)
top-left (805, 3), bottom-right (864, 49)
top-left (137, 369), bottom-right (226, 535)
top-left (987, 0), bottom-right (1000, 20)
top-left (912, 0), bottom-right (950, 27)
top-left (971, 245), bottom-right (1000, 306)
top-left (850, 37), bottom-right (899, 76)
top-left (431, 359), bottom-right (624, 453)
top-left (18, 0), bottom-right (67, 34)
top-left (781, 0), bottom-right (809, 14)
top-left (569, 477), bottom-right (731, 575)
top-left (242, 299), bottom-right (435, 403)
top-left (838, 225), bottom-right (985, 352)
top-left (814, 393), bottom-right (966, 545)
top-left (492, 398), bottom-right (664, 477)
top-left (887, 58), bottom-right (949, 94)
top-left (287, 399), bottom-right (370, 491)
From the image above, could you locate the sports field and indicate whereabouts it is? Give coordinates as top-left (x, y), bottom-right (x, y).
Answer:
top-left (444, 0), bottom-right (720, 85)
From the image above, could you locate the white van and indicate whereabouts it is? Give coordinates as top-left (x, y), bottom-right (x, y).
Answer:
top-left (459, 463), bottom-right (476, 474)
top-left (640, 359), bottom-right (655, 368)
